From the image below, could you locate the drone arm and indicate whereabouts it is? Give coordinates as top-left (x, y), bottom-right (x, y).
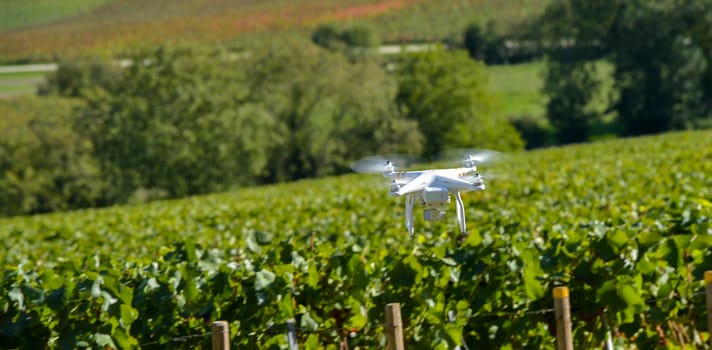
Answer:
top-left (455, 191), bottom-right (466, 234)
top-left (405, 194), bottom-right (415, 237)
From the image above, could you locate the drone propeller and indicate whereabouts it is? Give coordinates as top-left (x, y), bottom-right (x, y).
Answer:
top-left (350, 154), bottom-right (423, 174)
top-left (436, 148), bottom-right (504, 167)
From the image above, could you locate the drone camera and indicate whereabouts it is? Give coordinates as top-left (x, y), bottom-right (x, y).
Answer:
top-left (423, 209), bottom-right (445, 221)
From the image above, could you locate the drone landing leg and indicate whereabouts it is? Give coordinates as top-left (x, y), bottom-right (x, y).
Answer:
top-left (455, 191), bottom-right (466, 234)
top-left (405, 194), bottom-right (415, 237)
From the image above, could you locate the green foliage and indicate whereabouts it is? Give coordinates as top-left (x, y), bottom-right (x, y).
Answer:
top-left (543, 61), bottom-right (601, 143)
top-left (463, 22), bottom-right (508, 64)
top-left (508, 115), bottom-right (554, 149)
top-left (539, 0), bottom-right (712, 138)
top-left (312, 24), bottom-right (343, 50)
top-left (67, 42), bottom-right (422, 200)
top-left (241, 39), bottom-right (420, 181)
top-left (39, 58), bottom-right (121, 98)
top-left (395, 48), bottom-right (524, 156)
top-left (313, 23), bottom-right (380, 50)
top-left (609, 0), bottom-right (712, 135)
top-left (0, 96), bottom-right (106, 216)
top-left (74, 46), bottom-right (273, 202)
top-left (340, 24), bottom-right (381, 48)
top-left (3, 41), bottom-right (544, 216)
top-left (0, 130), bottom-right (710, 348)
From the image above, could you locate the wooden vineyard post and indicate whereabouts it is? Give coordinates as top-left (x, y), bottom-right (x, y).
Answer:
top-left (287, 318), bottom-right (299, 350)
top-left (385, 303), bottom-right (405, 350)
top-left (212, 321), bottom-right (230, 350)
top-left (706, 271), bottom-right (712, 345)
top-left (553, 287), bottom-right (573, 350)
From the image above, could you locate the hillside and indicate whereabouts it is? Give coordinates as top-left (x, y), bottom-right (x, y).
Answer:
top-left (1, 130), bottom-right (710, 348)
top-left (0, 0), bottom-right (548, 62)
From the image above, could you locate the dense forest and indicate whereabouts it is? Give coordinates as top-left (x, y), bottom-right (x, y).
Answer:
top-left (1, 0), bottom-right (710, 217)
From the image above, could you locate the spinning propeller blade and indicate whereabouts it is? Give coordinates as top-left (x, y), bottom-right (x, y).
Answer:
top-left (462, 172), bottom-right (503, 182)
top-left (350, 154), bottom-right (423, 174)
top-left (437, 149), bottom-right (504, 167)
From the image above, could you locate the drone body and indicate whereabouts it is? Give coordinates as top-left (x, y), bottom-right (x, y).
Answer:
top-left (353, 153), bottom-right (494, 236)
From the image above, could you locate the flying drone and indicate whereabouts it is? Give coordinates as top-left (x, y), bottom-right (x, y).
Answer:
top-left (351, 150), bottom-right (500, 237)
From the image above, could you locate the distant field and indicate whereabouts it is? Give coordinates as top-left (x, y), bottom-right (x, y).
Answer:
top-left (0, 71), bottom-right (45, 99)
top-left (372, 0), bottom-right (549, 41)
top-left (0, 0), bottom-right (548, 63)
top-left (487, 60), bottom-right (615, 121)
top-left (0, 0), bottom-right (110, 32)
top-left (487, 61), bottom-right (547, 119)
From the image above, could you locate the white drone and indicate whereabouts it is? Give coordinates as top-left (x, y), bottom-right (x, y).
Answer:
top-left (351, 150), bottom-right (500, 237)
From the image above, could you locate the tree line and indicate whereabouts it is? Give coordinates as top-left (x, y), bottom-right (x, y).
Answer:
top-left (0, 40), bottom-right (522, 217)
top-left (538, 0), bottom-right (712, 143)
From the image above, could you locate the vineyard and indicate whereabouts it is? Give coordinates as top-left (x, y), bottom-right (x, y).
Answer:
top-left (1, 130), bottom-right (711, 348)
top-left (0, 0), bottom-right (548, 63)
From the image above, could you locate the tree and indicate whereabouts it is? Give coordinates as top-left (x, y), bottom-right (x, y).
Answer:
top-left (395, 48), bottom-right (523, 156)
top-left (543, 61), bottom-right (601, 143)
top-left (340, 24), bottom-right (380, 48)
top-left (38, 58), bottom-right (120, 98)
top-left (463, 22), bottom-right (508, 64)
top-left (312, 23), bottom-right (380, 50)
top-left (609, 0), bottom-right (712, 134)
top-left (537, 0), bottom-right (619, 143)
top-left (312, 24), bottom-right (343, 50)
top-left (243, 39), bottom-right (421, 181)
top-left (76, 46), bottom-right (276, 202)
top-left (539, 0), bottom-right (712, 139)
top-left (0, 96), bottom-right (106, 216)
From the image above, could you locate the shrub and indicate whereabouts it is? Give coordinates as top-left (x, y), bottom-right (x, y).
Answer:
top-left (311, 23), bottom-right (380, 51)
top-left (395, 48), bottom-right (524, 156)
top-left (508, 115), bottom-right (554, 149)
top-left (38, 58), bottom-right (120, 97)
top-left (0, 96), bottom-right (106, 216)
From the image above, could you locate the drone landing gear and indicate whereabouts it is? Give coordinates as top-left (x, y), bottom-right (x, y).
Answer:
top-left (404, 191), bottom-right (468, 237)
top-left (455, 191), bottom-right (467, 234)
top-left (405, 194), bottom-right (415, 237)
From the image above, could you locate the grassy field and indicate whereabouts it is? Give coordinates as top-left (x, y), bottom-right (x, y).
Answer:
top-left (0, 71), bottom-right (45, 98)
top-left (369, 0), bottom-right (549, 41)
top-left (1, 130), bottom-right (710, 348)
top-left (487, 61), bottom-right (547, 118)
top-left (0, 60), bottom-right (550, 115)
top-left (487, 60), bottom-right (616, 121)
top-left (0, 0), bottom-right (110, 32)
top-left (0, 0), bottom-right (548, 63)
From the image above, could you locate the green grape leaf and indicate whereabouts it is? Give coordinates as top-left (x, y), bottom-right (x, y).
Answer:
top-left (523, 268), bottom-right (545, 299)
top-left (300, 312), bottom-right (319, 332)
top-left (255, 269), bottom-right (276, 290)
top-left (606, 229), bottom-right (630, 252)
top-left (120, 304), bottom-right (138, 328)
top-left (94, 333), bottom-right (116, 348)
